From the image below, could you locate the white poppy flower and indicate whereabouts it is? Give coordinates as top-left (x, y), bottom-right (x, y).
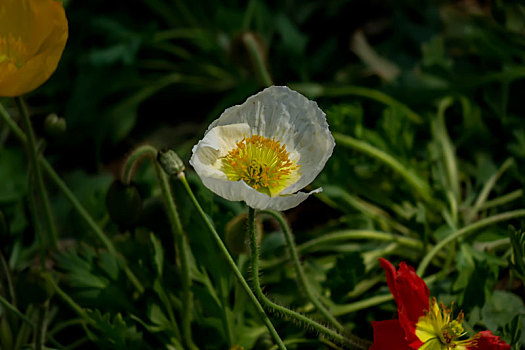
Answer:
top-left (189, 86), bottom-right (335, 211)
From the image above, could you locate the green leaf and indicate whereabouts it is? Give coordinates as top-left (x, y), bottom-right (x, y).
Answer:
top-left (324, 252), bottom-right (365, 302)
top-left (480, 291), bottom-right (525, 331)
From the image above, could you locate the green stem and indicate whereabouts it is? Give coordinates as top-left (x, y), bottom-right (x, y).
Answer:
top-left (332, 274), bottom-right (438, 316)
top-left (480, 189), bottom-right (523, 211)
top-left (466, 158), bottom-right (514, 223)
top-left (34, 302), bottom-right (48, 350)
top-left (417, 209), bottom-right (525, 275)
top-left (154, 161), bottom-right (197, 350)
top-left (0, 249), bottom-right (16, 305)
top-left (43, 274), bottom-right (93, 325)
top-left (40, 160), bottom-right (144, 294)
top-left (177, 174), bottom-right (286, 350)
top-left (0, 103), bottom-right (144, 294)
top-left (333, 132), bottom-right (432, 203)
top-left (260, 210), bottom-right (346, 333)
top-left (121, 144), bottom-right (158, 185)
top-left (243, 32), bottom-right (273, 87)
top-left (0, 294), bottom-right (35, 327)
top-left (15, 97), bottom-right (58, 250)
top-left (248, 208), bottom-right (367, 350)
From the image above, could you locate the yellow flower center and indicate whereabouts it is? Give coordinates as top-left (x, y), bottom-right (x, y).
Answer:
top-left (0, 33), bottom-right (28, 67)
top-left (221, 135), bottom-right (300, 197)
top-left (415, 298), bottom-right (478, 350)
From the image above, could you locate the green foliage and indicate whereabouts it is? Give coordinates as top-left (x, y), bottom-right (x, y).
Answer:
top-left (2, 0), bottom-right (525, 349)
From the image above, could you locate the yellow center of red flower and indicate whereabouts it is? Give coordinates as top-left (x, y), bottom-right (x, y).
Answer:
top-left (415, 298), bottom-right (478, 350)
top-left (221, 135), bottom-right (300, 197)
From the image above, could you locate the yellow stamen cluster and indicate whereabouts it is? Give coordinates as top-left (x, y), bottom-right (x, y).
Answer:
top-left (0, 33), bottom-right (28, 67)
top-left (415, 298), bottom-right (478, 349)
top-left (221, 135), bottom-right (300, 196)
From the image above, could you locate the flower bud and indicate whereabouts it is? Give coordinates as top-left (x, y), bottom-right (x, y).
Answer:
top-left (225, 212), bottom-right (262, 254)
top-left (44, 113), bottom-right (67, 136)
top-left (157, 149), bottom-right (185, 177)
top-left (106, 180), bottom-right (142, 227)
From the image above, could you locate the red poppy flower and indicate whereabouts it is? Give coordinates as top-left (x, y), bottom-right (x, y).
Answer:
top-left (370, 258), bottom-right (511, 350)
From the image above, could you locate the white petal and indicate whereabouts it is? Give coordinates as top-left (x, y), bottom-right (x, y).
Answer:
top-left (189, 123), bottom-right (251, 179)
top-left (206, 86), bottom-right (335, 195)
top-left (198, 174), bottom-right (322, 210)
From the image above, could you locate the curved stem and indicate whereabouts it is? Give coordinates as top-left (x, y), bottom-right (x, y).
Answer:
top-left (248, 208), bottom-right (367, 350)
top-left (121, 144), bottom-right (158, 185)
top-left (260, 210), bottom-right (346, 333)
top-left (16, 97), bottom-right (58, 250)
top-left (417, 209), bottom-right (525, 276)
top-left (177, 174), bottom-right (286, 350)
top-left (154, 161), bottom-right (197, 350)
top-left (333, 132), bottom-right (432, 203)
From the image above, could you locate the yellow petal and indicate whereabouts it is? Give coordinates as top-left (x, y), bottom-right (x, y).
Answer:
top-left (0, 0), bottom-right (68, 96)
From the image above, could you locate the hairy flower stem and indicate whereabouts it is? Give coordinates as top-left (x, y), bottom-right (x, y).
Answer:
top-left (177, 174), bottom-right (287, 350)
top-left (121, 144), bottom-right (158, 185)
top-left (248, 208), bottom-right (367, 350)
top-left (154, 161), bottom-right (198, 350)
top-left (15, 97), bottom-right (58, 251)
top-left (0, 103), bottom-right (144, 294)
top-left (417, 209), bottom-right (525, 276)
top-left (121, 145), bottom-right (190, 345)
top-left (260, 210), bottom-right (346, 332)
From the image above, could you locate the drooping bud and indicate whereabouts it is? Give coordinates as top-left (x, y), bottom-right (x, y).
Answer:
top-left (225, 212), bottom-right (262, 254)
top-left (106, 180), bottom-right (143, 227)
top-left (157, 149), bottom-right (185, 177)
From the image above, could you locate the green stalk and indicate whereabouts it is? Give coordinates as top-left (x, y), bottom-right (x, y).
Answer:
top-left (480, 189), bottom-right (523, 211)
top-left (34, 302), bottom-right (47, 350)
top-left (121, 144), bottom-right (158, 185)
top-left (260, 210), bottom-right (346, 333)
top-left (248, 208), bottom-right (367, 350)
top-left (417, 209), bottom-right (525, 276)
top-left (15, 97), bottom-right (58, 250)
top-left (0, 294), bottom-right (35, 327)
top-left (332, 274), bottom-right (438, 316)
top-left (466, 158), bottom-right (514, 224)
top-left (333, 132), bottom-right (432, 203)
top-left (177, 174), bottom-right (286, 350)
top-left (154, 162), bottom-right (197, 350)
top-left (43, 274), bottom-right (93, 324)
top-left (0, 102), bottom-right (144, 294)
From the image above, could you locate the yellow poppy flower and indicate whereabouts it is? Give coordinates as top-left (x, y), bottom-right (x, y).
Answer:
top-left (0, 0), bottom-right (68, 97)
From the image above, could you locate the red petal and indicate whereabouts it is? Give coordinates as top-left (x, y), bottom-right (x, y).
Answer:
top-left (469, 330), bottom-right (510, 350)
top-left (378, 259), bottom-right (429, 349)
top-left (370, 320), bottom-right (412, 350)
